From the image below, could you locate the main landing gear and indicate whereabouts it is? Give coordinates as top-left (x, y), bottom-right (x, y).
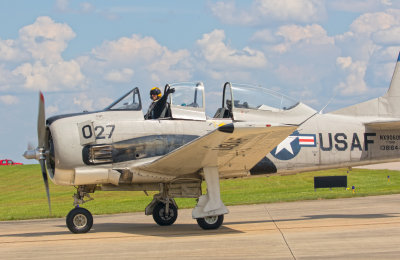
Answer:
top-left (196, 215), bottom-right (224, 230)
top-left (152, 201), bottom-right (178, 226)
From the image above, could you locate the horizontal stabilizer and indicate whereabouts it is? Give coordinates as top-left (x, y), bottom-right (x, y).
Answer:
top-left (365, 120), bottom-right (400, 130)
top-left (135, 123), bottom-right (298, 176)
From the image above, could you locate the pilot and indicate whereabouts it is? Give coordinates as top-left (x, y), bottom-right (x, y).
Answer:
top-left (145, 86), bottom-right (175, 119)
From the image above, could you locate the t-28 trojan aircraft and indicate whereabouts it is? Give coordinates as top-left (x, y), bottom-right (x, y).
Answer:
top-left (24, 52), bottom-right (400, 234)
top-left (23, 82), bottom-right (310, 233)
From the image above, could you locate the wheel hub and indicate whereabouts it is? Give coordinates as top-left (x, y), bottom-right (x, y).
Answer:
top-left (204, 216), bottom-right (218, 224)
top-left (160, 207), bottom-right (174, 220)
top-left (73, 214), bottom-right (88, 228)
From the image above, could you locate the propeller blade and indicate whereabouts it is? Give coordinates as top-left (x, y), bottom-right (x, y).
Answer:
top-left (39, 159), bottom-right (52, 215)
top-left (38, 91), bottom-right (46, 148)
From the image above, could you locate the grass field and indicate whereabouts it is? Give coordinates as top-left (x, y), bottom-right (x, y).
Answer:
top-left (1, 164), bottom-right (400, 221)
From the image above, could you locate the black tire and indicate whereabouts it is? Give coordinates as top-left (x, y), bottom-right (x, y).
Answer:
top-left (196, 215), bottom-right (224, 230)
top-left (152, 202), bottom-right (178, 226)
top-left (66, 207), bottom-right (93, 234)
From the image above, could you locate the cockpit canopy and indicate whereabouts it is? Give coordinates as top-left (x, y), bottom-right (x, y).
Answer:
top-left (214, 82), bottom-right (316, 124)
top-left (102, 81), bottom-right (315, 124)
top-left (103, 82), bottom-right (206, 121)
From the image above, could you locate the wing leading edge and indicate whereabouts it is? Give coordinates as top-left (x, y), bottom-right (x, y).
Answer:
top-left (134, 123), bottom-right (298, 177)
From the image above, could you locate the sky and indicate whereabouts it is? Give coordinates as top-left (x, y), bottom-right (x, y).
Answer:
top-left (1, 0), bottom-right (400, 164)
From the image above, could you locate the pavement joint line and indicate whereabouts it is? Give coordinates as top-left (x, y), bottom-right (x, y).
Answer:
top-left (264, 205), bottom-right (297, 260)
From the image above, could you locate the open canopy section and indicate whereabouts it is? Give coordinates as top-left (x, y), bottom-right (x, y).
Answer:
top-left (214, 82), bottom-right (316, 124)
top-left (104, 87), bottom-right (142, 111)
top-left (168, 82), bottom-right (206, 120)
top-left (229, 83), bottom-right (299, 111)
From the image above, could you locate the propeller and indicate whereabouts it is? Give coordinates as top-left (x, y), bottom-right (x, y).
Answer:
top-left (37, 92), bottom-right (52, 215)
top-left (23, 92), bottom-right (52, 215)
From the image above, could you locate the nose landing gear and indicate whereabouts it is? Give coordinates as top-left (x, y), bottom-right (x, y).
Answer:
top-left (66, 207), bottom-right (93, 234)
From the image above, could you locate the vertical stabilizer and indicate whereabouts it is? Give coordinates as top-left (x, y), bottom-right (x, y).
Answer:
top-left (385, 52), bottom-right (400, 97)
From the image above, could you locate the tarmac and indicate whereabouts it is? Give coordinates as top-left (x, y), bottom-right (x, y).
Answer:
top-left (1, 194), bottom-right (400, 260)
top-left (354, 161), bottom-right (400, 171)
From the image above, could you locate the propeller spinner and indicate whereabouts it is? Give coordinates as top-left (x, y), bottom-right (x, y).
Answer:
top-left (23, 92), bottom-right (52, 215)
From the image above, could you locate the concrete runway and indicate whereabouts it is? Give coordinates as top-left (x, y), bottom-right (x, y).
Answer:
top-left (1, 194), bottom-right (400, 259)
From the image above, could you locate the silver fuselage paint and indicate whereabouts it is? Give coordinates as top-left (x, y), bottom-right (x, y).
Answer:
top-left (265, 113), bottom-right (400, 173)
top-left (48, 109), bottom-right (233, 185)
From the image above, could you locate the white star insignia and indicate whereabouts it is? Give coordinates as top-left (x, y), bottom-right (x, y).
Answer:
top-left (275, 136), bottom-right (298, 155)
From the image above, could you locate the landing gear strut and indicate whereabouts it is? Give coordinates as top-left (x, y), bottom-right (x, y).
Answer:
top-left (66, 185), bottom-right (96, 234)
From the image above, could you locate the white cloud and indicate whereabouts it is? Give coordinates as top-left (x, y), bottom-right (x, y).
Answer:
top-left (277, 24), bottom-right (334, 44)
top-left (210, 0), bottom-right (326, 25)
top-left (104, 68), bottom-right (134, 83)
top-left (329, 0), bottom-right (395, 12)
top-left (12, 60), bottom-right (85, 91)
top-left (46, 105), bottom-right (59, 116)
top-left (250, 29), bottom-right (278, 43)
top-left (272, 24), bottom-right (334, 53)
top-left (196, 29), bottom-right (267, 69)
top-left (373, 26), bottom-right (400, 45)
top-left (80, 2), bottom-right (95, 13)
top-left (350, 12), bottom-right (395, 34)
top-left (73, 93), bottom-right (94, 111)
top-left (335, 57), bottom-right (368, 95)
top-left (0, 17), bottom-right (85, 92)
top-left (55, 0), bottom-right (70, 12)
top-left (18, 16), bottom-right (76, 64)
top-left (0, 95), bottom-right (19, 105)
top-left (0, 39), bottom-right (27, 62)
top-left (81, 34), bottom-right (192, 85)
top-left (337, 56), bottom-right (353, 69)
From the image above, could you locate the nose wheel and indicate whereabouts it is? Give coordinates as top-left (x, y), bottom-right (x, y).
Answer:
top-left (66, 207), bottom-right (93, 233)
top-left (152, 202), bottom-right (178, 226)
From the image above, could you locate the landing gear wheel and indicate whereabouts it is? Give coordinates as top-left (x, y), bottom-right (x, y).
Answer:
top-left (66, 207), bottom-right (93, 234)
top-left (152, 202), bottom-right (178, 226)
top-left (196, 215), bottom-right (224, 230)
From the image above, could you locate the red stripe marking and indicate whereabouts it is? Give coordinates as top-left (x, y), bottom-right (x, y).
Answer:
top-left (299, 139), bottom-right (314, 143)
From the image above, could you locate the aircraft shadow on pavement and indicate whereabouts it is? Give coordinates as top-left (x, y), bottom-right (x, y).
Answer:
top-left (0, 223), bottom-right (243, 238)
top-left (2, 212), bottom-right (399, 238)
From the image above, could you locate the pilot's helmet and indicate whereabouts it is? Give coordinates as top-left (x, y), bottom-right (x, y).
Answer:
top-left (150, 87), bottom-right (162, 99)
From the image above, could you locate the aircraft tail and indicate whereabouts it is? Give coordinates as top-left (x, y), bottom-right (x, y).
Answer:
top-left (330, 52), bottom-right (400, 118)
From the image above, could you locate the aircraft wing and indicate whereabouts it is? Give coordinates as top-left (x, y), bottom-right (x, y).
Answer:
top-left (365, 120), bottom-right (400, 130)
top-left (133, 123), bottom-right (297, 176)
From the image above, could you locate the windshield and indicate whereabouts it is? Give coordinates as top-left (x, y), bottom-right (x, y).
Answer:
top-left (228, 83), bottom-right (298, 111)
top-left (104, 87), bottom-right (142, 111)
top-left (168, 82), bottom-right (204, 108)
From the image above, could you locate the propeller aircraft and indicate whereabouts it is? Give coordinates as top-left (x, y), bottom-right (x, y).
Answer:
top-left (23, 82), bottom-right (311, 233)
top-left (23, 51), bottom-right (400, 234)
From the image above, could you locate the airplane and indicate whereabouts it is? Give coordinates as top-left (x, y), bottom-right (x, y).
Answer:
top-left (23, 51), bottom-right (400, 234)
top-left (23, 82), bottom-right (312, 233)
